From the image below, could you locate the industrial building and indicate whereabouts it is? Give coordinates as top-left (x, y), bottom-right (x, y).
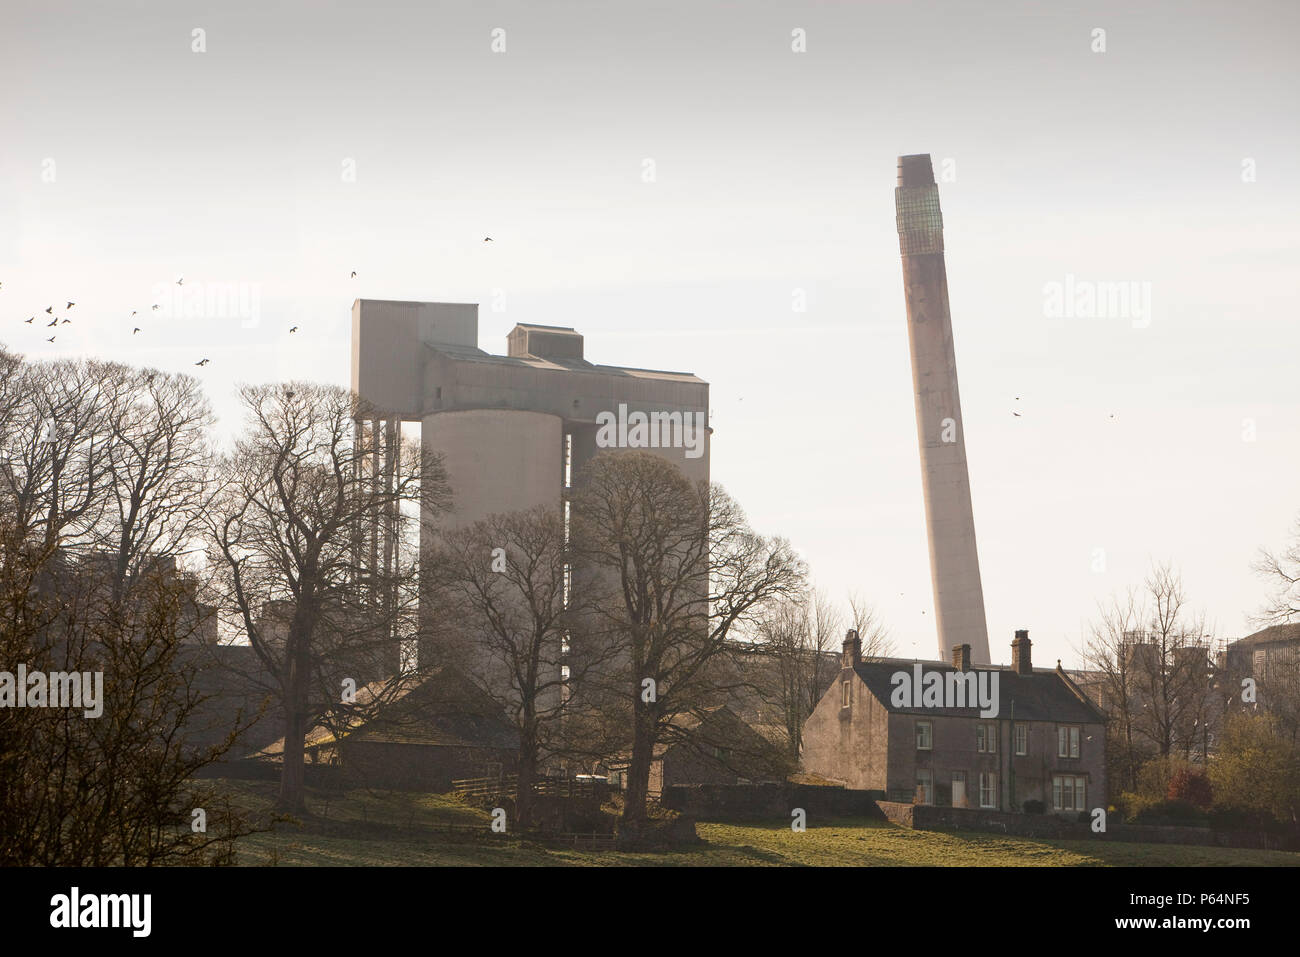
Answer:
top-left (349, 299), bottom-right (711, 670)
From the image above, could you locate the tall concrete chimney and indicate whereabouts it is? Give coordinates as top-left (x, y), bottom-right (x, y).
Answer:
top-left (895, 154), bottom-right (991, 665)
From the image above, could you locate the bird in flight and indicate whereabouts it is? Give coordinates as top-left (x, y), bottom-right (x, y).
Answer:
top-left (1012, 411), bottom-right (1021, 417)
top-left (46, 318), bottom-right (58, 327)
top-left (483, 237), bottom-right (493, 242)
top-left (24, 317), bottom-right (33, 324)
top-left (151, 304), bottom-right (159, 311)
top-left (131, 311), bottom-right (137, 317)
top-left (46, 336), bottom-right (55, 343)
top-left (289, 326), bottom-right (298, 333)
top-left (176, 276), bottom-right (184, 286)
top-left (132, 328), bottom-right (141, 335)
top-left (350, 270), bottom-right (357, 278)
top-left (45, 306), bottom-right (53, 314)
top-left (195, 358), bottom-right (210, 366)
top-left (66, 301), bottom-right (75, 309)
top-left (60, 319), bottom-right (70, 325)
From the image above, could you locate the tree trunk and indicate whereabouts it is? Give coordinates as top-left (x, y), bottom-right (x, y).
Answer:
top-left (516, 716), bottom-right (538, 830)
top-left (278, 629), bottom-right (310, 813)
top-left (621, 702), bottom-right (656, 835)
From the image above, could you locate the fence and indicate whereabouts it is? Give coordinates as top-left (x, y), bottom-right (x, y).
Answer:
top-left (451, 775), bottom-right (608, 804)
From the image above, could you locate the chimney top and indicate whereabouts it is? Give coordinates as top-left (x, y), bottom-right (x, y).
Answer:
top-left (1012, 630), bottom-right (1033, 675)
top-left (842, 629), bottom-right (861, 668)
top-left (897, 154), bottom-right (935, 188)
top-left (951, 643), bottom-right (972, 672)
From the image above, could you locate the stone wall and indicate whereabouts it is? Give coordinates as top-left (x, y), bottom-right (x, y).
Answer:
top-left (661, 783), bottom-right (885, 821)
top-left (877, 800), bottom-right (1286, 849)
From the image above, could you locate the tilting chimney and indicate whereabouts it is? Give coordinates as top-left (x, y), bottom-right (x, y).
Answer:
top-left (1012, 630), bottom-right (1032, 675)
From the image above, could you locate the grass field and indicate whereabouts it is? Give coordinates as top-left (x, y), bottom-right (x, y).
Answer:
top-left (218, 780), bottom-right (1300, 867)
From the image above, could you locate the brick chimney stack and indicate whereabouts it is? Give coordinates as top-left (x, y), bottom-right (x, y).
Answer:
top-left (951, 643), bottom-right (972, 672)
top-left (842, 629), bottom-right (861, 668)
top-left (1012, 630), bottom-right (1032, 675)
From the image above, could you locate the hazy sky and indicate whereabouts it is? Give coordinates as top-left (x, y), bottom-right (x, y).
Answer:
top-left (2, 0), bottom-right (1297, 669)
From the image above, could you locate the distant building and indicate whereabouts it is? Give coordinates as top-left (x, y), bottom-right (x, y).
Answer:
top-left (606, 705), bottom-right (788, 798)
top-left (801, 630), bottom-right (1107, 814)
top-left (1224, 623), bottom-right (1300, 683)
top-left (253, 666), bottom-right (519, 791)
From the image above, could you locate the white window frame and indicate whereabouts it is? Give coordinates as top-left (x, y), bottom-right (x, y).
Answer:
top-left (978, 772), bottom-right (997, 809)
top-left (1014, 723), bottom-right (1028, 756)
top-left (916, 720), bottom-right (933, 751)
top-left (842, 679), bottom-right (851, 709)
top-left (1057, 725), bottom-right (1081, 758)
top-left (976, 722), bottom-right (997, 753)
top-left (1052, 774), bottom-right (1087, 811)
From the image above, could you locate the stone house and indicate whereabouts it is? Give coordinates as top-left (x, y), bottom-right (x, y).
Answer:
top-left (607, 704), bottom-right (789, 797)
top-left (801, 630), bottom-right (1107, 815)
top-left (254, 665), bottom-right (519, 791)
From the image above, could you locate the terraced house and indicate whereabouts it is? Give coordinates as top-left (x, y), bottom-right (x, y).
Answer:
top-left (801, 630), bottom-right (1107, 815)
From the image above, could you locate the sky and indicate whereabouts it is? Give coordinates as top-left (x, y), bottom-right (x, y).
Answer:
top-left (2, 0), bottom-right (1297, 670)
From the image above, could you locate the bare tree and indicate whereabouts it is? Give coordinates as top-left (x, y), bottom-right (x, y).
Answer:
top-left (206, 383), bottom-right (451, 812)
top-left (570, 451), bottom-right (806, 838)
top-left (846, 590), bottom-right (895, 659)
top-left (0, 350), bottom-right (251, 864)
top-left (1080, 588), bottom-right (1146, 791)
top-left (424, 504), bottom-right (616, 828)
top-left (96, 368), bottom-right (214, 601)
top-left (1, 359), bottom-right (115, 547)
top-left (1081, 562), bottom-right (1216, 791)
top-left (1255, 513), bottom-right (1300, 626)
top-left (753, 588), bottom-right (845, 760)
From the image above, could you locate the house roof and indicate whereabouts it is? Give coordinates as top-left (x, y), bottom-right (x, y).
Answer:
top-left (1229, 623), bottom-right (1300, 648)
top-left (851, 659), bottom-right (1105, 724)
top-left (608, 704), bottom-right (773, 764)
top-left (251, 666), bottom-right (518, 759)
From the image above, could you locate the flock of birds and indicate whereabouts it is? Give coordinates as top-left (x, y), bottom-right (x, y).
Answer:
top-left (7, 242), bottom-right (498, 369)
top-left (3, 268), bottom-right (387, 367)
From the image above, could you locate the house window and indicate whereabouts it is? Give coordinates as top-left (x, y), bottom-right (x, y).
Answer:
top-left (979, 772), bottom-right (997, 808)
top-left (951, 770), bottom-right (967, 808)
top-left (842, 680), bottom-right (851, 708)
top-left (916, 720), bottom-right (933, 751)
top-left (976, 722), bottom-right (996, 753)
top-left (1014, 723), bottom-right (1028, 756)
top-left (916, 768), bottom-right (933, 805)
top-left (1052, 775), bottom-right (1087, 811)
top-left (1057, 725), bottom-right (1080, 758)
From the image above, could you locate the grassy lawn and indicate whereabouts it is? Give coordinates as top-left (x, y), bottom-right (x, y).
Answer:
top-left (215, 780), bottom-right (1300, 867)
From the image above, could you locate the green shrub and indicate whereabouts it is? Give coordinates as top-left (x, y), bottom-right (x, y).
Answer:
top-left (1129, 798), bottom-right (1208, 827)
top-left (1208, 805), bottom-right (1283, 833)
